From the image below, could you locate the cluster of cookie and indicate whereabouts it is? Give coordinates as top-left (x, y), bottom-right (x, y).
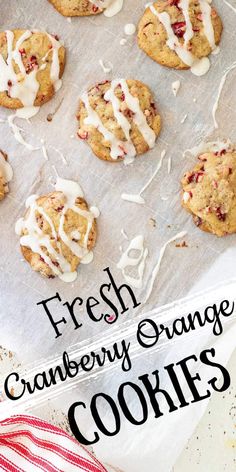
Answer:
top-left (0, 0), bottom-right (234, 284)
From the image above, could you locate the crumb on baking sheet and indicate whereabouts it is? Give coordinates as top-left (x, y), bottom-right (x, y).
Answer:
top-left (175, 240), bottom-right (188, 248)
top-left (149, 217), bottom-right (157, 228)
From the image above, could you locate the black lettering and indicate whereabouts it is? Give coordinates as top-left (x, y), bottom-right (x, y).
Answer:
top-left (63, 352), bottom-right (79, 378)
top-left (104, 267), bottom-right (141, 314)
top-left (177, 354), bottom-right (211, 403)
top-left (118, 382), bottom-right (148, 425)
top-left (91, 393), bottom-right (121, 437)
top-left (137, 319), bottom-right (160, 348)
top-left (100, 282), bottom-right (119, 324)
top-left (63, 297), bottom-right (83, 330)
top-left (86, 297), bottom-right (102, 322)
top-left (139, 370), bottom-right (178, 417)
top-left (200, 348), bottom-right (231, 392)
top-left (37, 292), bottom-right (66, 339)
top-left (48, 365), bottom-right (67, 385)
top-left (4, 373), bottom-right (25, 400)
top-left (68, 402), bottom-right (99, 445)
top-left (164, 363), bottom-right (189, 408)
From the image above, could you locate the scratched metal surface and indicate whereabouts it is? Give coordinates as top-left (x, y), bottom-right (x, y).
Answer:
top-left (0, 0), bottom-right (235, 363)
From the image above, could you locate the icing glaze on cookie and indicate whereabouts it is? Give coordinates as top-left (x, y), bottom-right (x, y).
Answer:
top-left (0, 30), bottom-right (64, 113)
top-left (144, 1), bottom-right (220, 76)
top-left (15, 177), bottom-right (98, 282)
top-left (181, 144), bottom-right (236, 237)
top-left (0, 151), bottom-right (13, 200)
top-left (80, 79), bottom-right (158, 163)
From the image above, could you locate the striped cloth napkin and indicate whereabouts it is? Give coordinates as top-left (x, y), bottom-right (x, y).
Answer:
top-left (0, 415), bottom-right (108, 472)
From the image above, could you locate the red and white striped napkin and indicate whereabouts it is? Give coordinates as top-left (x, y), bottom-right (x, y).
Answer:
top-left (0, 415), bottom-right (108, 472)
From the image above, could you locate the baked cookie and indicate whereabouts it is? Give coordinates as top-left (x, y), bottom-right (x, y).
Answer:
top-left (0, 150), bottom-right (13, 201)
top-left (48, 0), bottom-right (104, 16)
top-left (181, 145), bottom-right (236, 237)
top-left (15, 178), bottom-right (98, 282)
top-left (77, 79), bottom-right (161, 163)
top-left (138, 1), bottom-right (222, 74)
top-left (0, 30), bottom-right (66, 109)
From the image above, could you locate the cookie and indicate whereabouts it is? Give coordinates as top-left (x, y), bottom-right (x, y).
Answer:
top-left (48, 0), bottom-right (104, 16)
top-left (15, 177), bottom-right (98, 282)
top-left (0, 30), bottom-right (66, 109)
top-left (138, 1), bottom-right (222, 73)
top-left (181, 145), bottom-right (236, 237)
top-left (0, 150), bottom-right (13, 201)
top-left (77, 79), bottom-right (161, 163)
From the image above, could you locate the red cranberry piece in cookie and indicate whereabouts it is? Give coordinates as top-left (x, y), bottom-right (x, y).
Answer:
top-left (168, 0), bottom-right (181, 8)
top-left (78, 130), bottom-right (88, 140)
top-left (171, 22), bottom-right (186, 38)
top-left (26, 55), bottom-right (38, 73)
top-left (215, 207), bottom-right (226, 222)
top-left (187, 171), bottom-right (204, 184)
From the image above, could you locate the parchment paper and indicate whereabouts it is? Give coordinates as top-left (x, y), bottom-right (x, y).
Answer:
top-left (0, 0), bottom-right (235, 360)
top-left (0, 0), bottom-right (236, 470)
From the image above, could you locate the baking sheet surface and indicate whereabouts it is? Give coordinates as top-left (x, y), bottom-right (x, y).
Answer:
top-left (0, 0), bottom-right (235, 361)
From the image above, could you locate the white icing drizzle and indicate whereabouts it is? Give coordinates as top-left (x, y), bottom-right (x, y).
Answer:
top-left (179, 0), bottom-right (194, 44)
top-left (0, 30), bottom-right (63, 109)
top-left (183, 191), bottom-right (191, 203)
top-left (117, 235), bottom-right (148, 289)
top-left (212, 61), bottom-right (236, 129)
top-left (172, 80), bottom-right (181, 96)
top-left (181, 113), bottom-right (188, 124)
top-left (121, 228), bottom-right (128, 240)
top-left (147, 1), bottom-right (216, 76)
top-left (82, 90), bottom-right (133, 162)
top-left (0, 151), bottom-right (13, 192)
top-left (103, 0), bottom-right (124, 17)
top-left (121, 193), bottom-right (145, 205)
top-left (183, 139), bottom-right (232, 158)
top-left (15, 177), bottom-right (98, 282)
top-left (190, 57), bottom-right (210, 76)
top-left (144, 231), bottom-right (187, 303)
top-left (49, 145), bottom-right (68, 165)
top-left (41, 140), bottom-right (49, 161)
top-left (167, 156), bottom-right (172, 174)
top-left (82, 79), bottom-right (156, 162)
top-left (116, 79), bottom-right (156, 149)
top-left (90, 0), bottom-right (123, 17)
top-left (121, 149), bottom-right (166, 205)
top-left (124, 24), bottom-right (136, 35)
top-left (198, 0), bottom-right (216, 50)
top-left (90, 206), bottom-right (100, 218)
top-left (0, 30), bottom-right (63, 149)
top-left (47, 33), bottom-right (63, 92)
top-left (223, 0), bottom-right (236, 13)
top-left (8, 111), bottom-right (40, 151)
top-left (99, 59), bottom-right (113, 74)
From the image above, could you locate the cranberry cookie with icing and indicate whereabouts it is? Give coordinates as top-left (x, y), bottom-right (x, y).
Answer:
top-left (0, 150), bottom-right (13, 201)
top-left (181, 145), bottom-right (236, 237)
top-left (15, 178), bottom-right (98, 282)
top-left (48, 0), bottom-right (105, 16)
top-left (138, 1), bottom-right (222, 74)
top-left (0, 30), bottom-right (65, 109)
top-left (77, 79), bottom-right (161, 163)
